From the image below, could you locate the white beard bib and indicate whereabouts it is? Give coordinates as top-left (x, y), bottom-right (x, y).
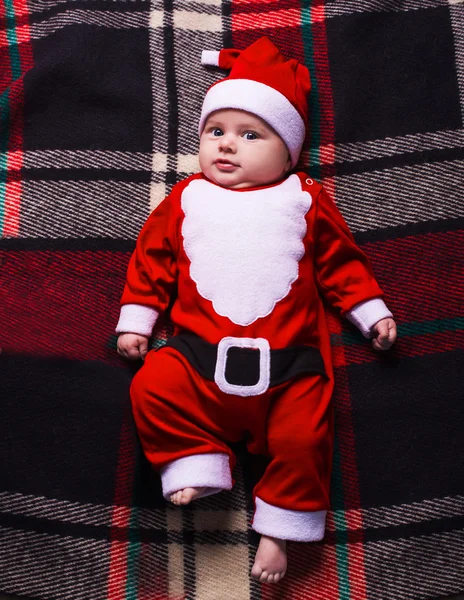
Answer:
top-left (181, 174), bottom-right (312, 326)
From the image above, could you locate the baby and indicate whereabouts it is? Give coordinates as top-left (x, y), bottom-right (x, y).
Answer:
top-left (116, 37), bottom-right (397, 584)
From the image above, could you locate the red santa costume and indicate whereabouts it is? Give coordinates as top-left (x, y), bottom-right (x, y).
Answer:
top-left (116, 38), bottom-right (393, 542)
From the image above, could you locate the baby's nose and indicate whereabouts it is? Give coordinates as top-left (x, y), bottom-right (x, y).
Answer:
top-left (219, 134), bottom-right (236, 151)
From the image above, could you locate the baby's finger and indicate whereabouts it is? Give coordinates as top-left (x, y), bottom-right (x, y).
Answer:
top-left (375, 321), bottom-right (390, 341)
top-left (372, 337), bottom-right (383, 351)
top-left (388, 323), bottom-right (397, 343)
top-left (116, 342), bottom-right (128, 358)
top-left (126, 345), bottom-right (142, 360)
top-left (372, 335), bottom-right (391, 351)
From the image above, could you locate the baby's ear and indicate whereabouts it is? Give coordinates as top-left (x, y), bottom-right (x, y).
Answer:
top-left (285, 153), bottom-right (292, 173)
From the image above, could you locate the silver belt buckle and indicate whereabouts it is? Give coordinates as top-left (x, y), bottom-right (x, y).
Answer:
top-left (214, 336), bottom-right (271, 397)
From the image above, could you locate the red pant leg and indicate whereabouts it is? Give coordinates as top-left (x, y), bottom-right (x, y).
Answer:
top-left (251, 374), bottom-right (334, 541)
top-left (130, 345), bottom-right (261, 499)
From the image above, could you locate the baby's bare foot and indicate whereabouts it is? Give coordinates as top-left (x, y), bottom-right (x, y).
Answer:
top-left (170, 487), bottom-right (207, 506)
top-left (251, 535), bottom-right (287, 583)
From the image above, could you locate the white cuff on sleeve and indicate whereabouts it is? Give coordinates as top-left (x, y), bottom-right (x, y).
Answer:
top-left (115, 304), bottom-right (159, 337)
top-left (160, 453), bottom-right (233, 500)
top-left (345, 298), bottom-right (393, 338)
top-left (253, 497), bottom-right (327, 542)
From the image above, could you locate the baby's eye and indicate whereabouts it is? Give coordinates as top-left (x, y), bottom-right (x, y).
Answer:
top-left (243, 131), bottom-right (258, 140)
top-left (211, 128), bottom-right (223, 137)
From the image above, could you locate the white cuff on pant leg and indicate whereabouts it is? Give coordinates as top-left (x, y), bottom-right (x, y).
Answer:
top-left (160, 453), bottom-right (233, 501)
top-left (253, 497), bottom-right (327, 542)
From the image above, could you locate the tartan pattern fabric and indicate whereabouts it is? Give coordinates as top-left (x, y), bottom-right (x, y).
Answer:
top-left (0, 0), bottom-right (463, 599)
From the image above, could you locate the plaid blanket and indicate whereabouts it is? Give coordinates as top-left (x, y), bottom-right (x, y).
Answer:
top-left (1, 1), bottom-right (463, 599)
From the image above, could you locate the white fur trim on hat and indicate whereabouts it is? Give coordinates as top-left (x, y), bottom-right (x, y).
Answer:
top-left (253, 497), bottom-right (327, 541)
top-left (198, 78), bottom-right (305, 167)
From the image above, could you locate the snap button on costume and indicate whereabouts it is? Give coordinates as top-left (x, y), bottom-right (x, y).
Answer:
top-left (116, 38), bottom-right (393, 542)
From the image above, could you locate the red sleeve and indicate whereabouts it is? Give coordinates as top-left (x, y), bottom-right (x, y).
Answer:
top-left (120, 193), bottom-right (179, 315)
top-left (312, 185), bottom-right (384, 315)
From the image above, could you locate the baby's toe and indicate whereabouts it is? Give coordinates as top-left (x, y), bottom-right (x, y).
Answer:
top-left (259, 570), bottom-right (269, 583)
top-left (170, 491), bottom-right (180, 505)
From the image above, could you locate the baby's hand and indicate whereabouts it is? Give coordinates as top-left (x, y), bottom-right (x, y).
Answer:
top-left (117, 333), bottom-right (149, 360)
top-left (371, 318), bottom-right (397, 351)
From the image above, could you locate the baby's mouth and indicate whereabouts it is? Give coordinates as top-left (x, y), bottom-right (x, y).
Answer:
top-left (214, 159), bottom-right (239, 171)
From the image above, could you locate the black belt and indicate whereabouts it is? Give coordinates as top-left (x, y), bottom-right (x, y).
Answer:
top-left (165, 332), bottom-right (327, 389)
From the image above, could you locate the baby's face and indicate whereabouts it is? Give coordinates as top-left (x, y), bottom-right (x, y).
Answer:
top-left (199, 109), bottom-right (291, 189)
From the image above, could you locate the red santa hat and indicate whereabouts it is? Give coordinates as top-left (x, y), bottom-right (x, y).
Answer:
top-left (199, 37), bottom-right (311, 168)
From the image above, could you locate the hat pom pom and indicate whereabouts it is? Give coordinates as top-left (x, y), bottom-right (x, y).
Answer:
top-left (201, 50), bottom-right (220, 67)
top-left (202, 48), bottom-right (241, 70)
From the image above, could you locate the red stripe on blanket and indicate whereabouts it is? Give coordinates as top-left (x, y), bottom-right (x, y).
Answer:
top-left (2, 0), bottom-right (34, 236)
top-left (310, 1), bottom-right (368, 595)
top-left (364, 230), bottom-right (464, 324)
top-left (230, 3), bottom-right (307, 65)
top-left (0, 250), bottom-right (130, 362)
top-left (106, 416), bottom-right (137, 600)
top-left (309, 3), bottom-right (335, 193)
top-left (232, 0), bottom-right (300, 10)
top-left (0, 45), bottom-right (12, 96)
top-left (332, 350), bottom-right (368, 600)
top-left (233, 8), bottom-right (302, 30)
top-left (11, 0), bottom-right (32, 62)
